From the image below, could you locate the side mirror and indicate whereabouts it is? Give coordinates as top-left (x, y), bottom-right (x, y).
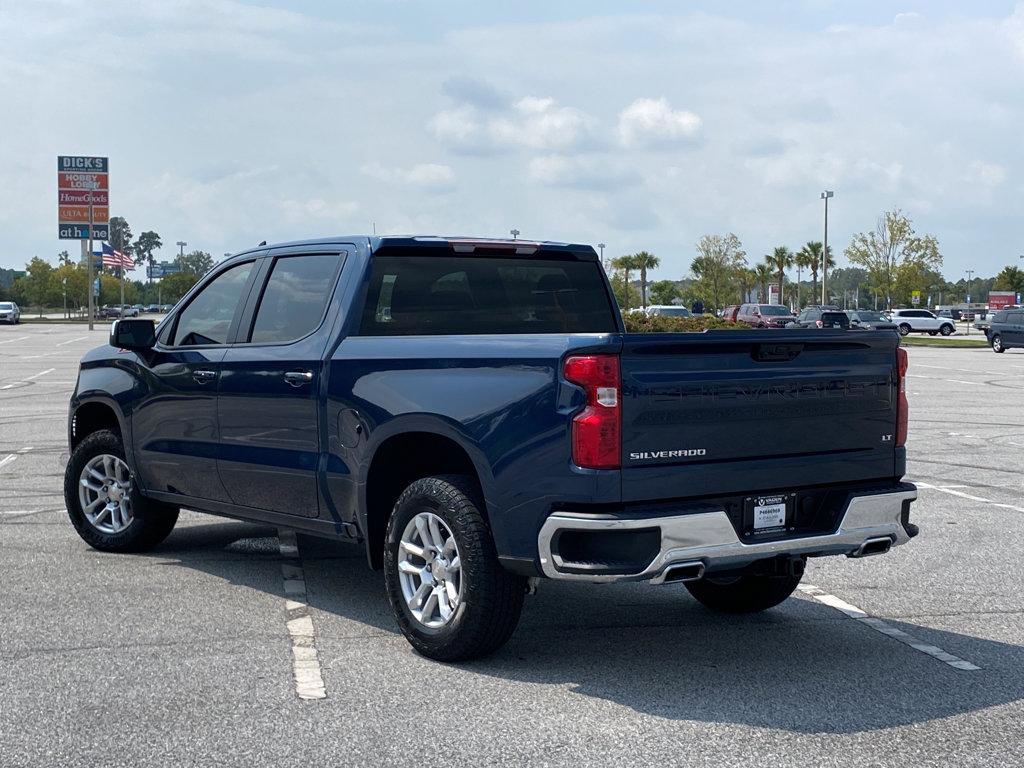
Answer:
top-left (110, 318), bottom-right (156, 350)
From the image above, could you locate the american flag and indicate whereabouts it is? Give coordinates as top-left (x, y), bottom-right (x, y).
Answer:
top-left (95, 242), bottom-right (134, 271)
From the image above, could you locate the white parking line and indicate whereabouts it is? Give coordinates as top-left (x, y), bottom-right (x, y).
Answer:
top-left (0, 368), bottom-right (56, 389)
top-left (916, 482), bottom-right (1024, 513)
top-left (0, 335), bottom-right (30, 345)
top-left (278, 529), bottom-right (326, 700)
top-left (0, 446), bottom-right (33, 470)
top-left (907, 374), bottom-right (982, 386)
top-left (799, 584), bottom-right (981, 671)
top-left (56, 335), bottom-right (89, 346)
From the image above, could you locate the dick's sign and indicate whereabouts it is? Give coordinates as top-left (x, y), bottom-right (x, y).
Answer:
top-left (57, 156), bottom-right (109, 240)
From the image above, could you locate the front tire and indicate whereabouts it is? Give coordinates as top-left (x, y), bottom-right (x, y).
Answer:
top-left (384, 475), bottom-right (525, 662)
top-left (940, 324), bottom-right (954, 336)
top-left (898, 323), bottom-right (911, 336)
top-left (992, 334), bottom-right (1005, 353)
top-left (64, 429), bottom-right (179, 552)
top-left (685, 572), bottom-right (802, 613)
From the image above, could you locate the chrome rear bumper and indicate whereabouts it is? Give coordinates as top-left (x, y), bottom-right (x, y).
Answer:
top-left (537, 487), bottom-right (917, 583)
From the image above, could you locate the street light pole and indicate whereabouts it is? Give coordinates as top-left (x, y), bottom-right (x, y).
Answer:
top-left (965, 269), bottom-right (975, 335)
top-left (598, 242), bottom-right (606, 271)
top-left (176, 240), bottom-right (187, 270)
top-left (820, 190), bottom-right (833, 306)
top-left (510, 228), bottom-right (519, 240)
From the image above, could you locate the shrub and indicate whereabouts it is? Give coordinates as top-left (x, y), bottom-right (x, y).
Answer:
top-left (622, 313), bottom-right (744, 333)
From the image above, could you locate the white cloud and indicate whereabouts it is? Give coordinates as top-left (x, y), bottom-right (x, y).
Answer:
top-left (617, 97), bottom-right (701, 149)
top-left (362, 162), bottom-right (456, 190)
top-left (965, 161), bottom-right (1007, 187)
top-left (429, 96), bottom-right (597, 154)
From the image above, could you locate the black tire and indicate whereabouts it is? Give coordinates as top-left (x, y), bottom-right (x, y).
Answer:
top-left (898, 323), bottom-right (911, 336)
top-left (685, 572), bottom-right (802, 613)
top-left (940, 324), bottom-right (954, 336)
top-left (992, 334), bottom-right (1005, 353)
top-left (64, 429), bottom-right (179, 552)
top-left (384, 475), bottom-right (525, 662)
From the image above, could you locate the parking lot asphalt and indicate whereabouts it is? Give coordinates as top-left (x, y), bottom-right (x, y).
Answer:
top-left (2, 324), bottom-right (1023, 766)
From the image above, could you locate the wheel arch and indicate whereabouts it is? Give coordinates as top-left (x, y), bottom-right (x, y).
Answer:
top-left (359, 423), bottom-right (493, 570)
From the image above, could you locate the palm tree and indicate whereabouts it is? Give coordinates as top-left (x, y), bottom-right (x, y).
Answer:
top-left (611, 254), bottom-right (641, 312)
top-left (632, 251), bottom-right (660, 309)
top-left (764, 246), bottom-right (793, 305)
top-left (134, 231), bottom-right (163, 283)
top-left (793, 248), bottom-right (814, 310)
top-left (736, 267), bottom-right (758, 303)
top-left (799, 241), bottom-right (834, 305)
top-left (752, 263), bottom-right (774, 303)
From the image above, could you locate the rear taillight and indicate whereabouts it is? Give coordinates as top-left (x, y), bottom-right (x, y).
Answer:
top-left (896, 346), bottom-right (909, 447)
top-left (563, 354), bottom-right (621, 469)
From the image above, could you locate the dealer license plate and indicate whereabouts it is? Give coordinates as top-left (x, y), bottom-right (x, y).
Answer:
top-left (753, 496), bottom-right (787, 531)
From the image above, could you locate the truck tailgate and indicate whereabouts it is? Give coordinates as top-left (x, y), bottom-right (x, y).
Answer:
top-left (619, 330), bottom-right (900, 503)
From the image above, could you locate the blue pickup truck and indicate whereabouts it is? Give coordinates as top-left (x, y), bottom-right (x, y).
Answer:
top-left (64, 236), bottom-right (917, 660)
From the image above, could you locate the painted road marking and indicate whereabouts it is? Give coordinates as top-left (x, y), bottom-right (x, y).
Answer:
top-left (0, 446), bottom-right (33, 470)
top-left (1, 368), bottom-right (56, 389)
top-left (56, 336), bottom-right (89, 347)
top-left (916, 482), bottom-right (1024, 513)
top-left (906, 375), bottom-right (980, 386)
top-left (278, 529), bottom-right (327, 700)
top-left (0, 335), bottom-right (30, 345)
top-left (799, 584), bottom-right (981, 671)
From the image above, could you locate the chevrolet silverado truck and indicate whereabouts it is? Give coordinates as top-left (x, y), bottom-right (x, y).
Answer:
top-left (64, 236), bottom-right (917, 661)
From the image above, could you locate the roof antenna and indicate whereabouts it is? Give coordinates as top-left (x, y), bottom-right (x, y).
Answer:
top-left (258, 240), bottom-right (267, 246)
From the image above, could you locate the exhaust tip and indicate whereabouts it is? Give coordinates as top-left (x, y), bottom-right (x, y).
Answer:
top-left (850, 536), bottom-right (893, 558)
top-left (659, 561), bottom-right (705, 583)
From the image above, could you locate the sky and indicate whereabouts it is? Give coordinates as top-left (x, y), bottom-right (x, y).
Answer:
top-left (2, 0), bottom-right (1022, 281)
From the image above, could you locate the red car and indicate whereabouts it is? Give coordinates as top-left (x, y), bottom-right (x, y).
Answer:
top-left (736, 303), bottom-right (796, 328)
top-left (721, 305), bottom-right (740, 322)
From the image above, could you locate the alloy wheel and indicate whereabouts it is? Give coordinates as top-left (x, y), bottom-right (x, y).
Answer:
top-left (78, 454), bottom-right (134, 534)
top-left (397, 511), bottom-right (463, 628)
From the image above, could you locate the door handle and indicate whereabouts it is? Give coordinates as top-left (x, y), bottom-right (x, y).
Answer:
top-left (193, 369), bottom-right (216, 384)
top-left (284, 370), bottom-right (314, 386)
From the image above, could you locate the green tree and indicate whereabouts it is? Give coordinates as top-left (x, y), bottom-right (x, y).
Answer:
top-left (690, 234), bottom-right (747, 312)
top-left (611, 254), bottom-right (643, 312)
top-left (159, 272), bottom-right (200, 303)
top-left (181, 250), bottom-right (214, 277)
top-left (648, 279), bottom-right (681, 306)
top-left (764, 246), bottom-right (793, 305)
top-left (134, 231), bottom-right (163, 281)
top-left (21, 257), bottom-right (59, 314)
top-left (994, 265), bottom-right (1024, 294)
top-left (108, 217), bottom-right (134, 260)
top-left (793, 248), bottom-right (814, 309)
top-left (631, 251), bottom-right (660, 309)
top-left (54, 263), bottom-right (88, 316)
top-left (844, 210), bottom-right (941, 310)
top-left (752, 263), bottom-right (773, 304)
top-left (798, 242), bottom-right (833, 306)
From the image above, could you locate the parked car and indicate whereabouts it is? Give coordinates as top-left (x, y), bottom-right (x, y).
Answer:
top-left (63, 235), bottom-right (917, 661)
top-left (132, 304), bottom-right (145, 311)
top-left (99, 305), bottom-right (139, 319)
top-left (889, 309), bottom-right (955, 336)
top-left (145, 304), bottom-right (161, 314)
top-left (987, 308), bottom-right (1024, 353)
top-left (847, 310), bottom-right (895, 330)
top-left (645, 305), bottom-right (692, 318)
top-left (721, 305), bottom-right (740, 322)
top-left (736, 303), bottom-right (796, 328)
top-left (789, 308), bottom-right (851, 329)
top-left (0, 301), bottom-right (21, 324)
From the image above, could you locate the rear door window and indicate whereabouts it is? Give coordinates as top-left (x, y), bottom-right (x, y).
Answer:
top-left (359, 256), bottom-right (617, 335)
top-left (248, 254), bottom-right (343, 344)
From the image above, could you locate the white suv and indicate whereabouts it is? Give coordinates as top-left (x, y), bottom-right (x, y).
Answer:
top-left (890, 309), bottom-right (955, 336)
top-left (0, 301), bottom-right (20, 324)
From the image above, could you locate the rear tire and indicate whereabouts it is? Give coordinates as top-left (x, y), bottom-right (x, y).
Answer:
top-left (898, 323), bottom-right (911, 336)
top-left (685, 572), bottom-right (802, 613)
top-left (64, 429), bottom-right (179, 552)
top-left (992, 334), bottom-right (1005, 353)
top-left (384, 475), bottom-right (525, 662)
